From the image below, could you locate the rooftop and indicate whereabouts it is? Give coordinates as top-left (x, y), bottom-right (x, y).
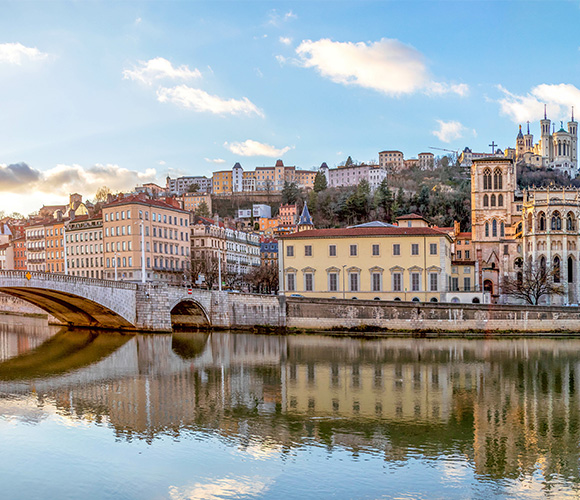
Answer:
top-left (281, 226), bottom-right (451, 239)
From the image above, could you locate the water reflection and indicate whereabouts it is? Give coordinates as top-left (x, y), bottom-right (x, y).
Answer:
top-left (1, 327), bottom-right (580, 494)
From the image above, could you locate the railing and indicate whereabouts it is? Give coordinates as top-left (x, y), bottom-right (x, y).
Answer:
top-left (0, 270), bottom-right (138, 290)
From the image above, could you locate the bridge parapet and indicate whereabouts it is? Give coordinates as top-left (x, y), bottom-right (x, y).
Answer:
top-left (0, 271), bottom-right (137, 290)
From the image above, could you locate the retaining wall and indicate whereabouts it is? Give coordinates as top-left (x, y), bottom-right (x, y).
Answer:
top-left (286, 297), bottom-right (580, 333)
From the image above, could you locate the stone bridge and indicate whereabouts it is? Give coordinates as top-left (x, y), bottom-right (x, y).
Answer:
top-left (0, 271), bottom-right (284, 332)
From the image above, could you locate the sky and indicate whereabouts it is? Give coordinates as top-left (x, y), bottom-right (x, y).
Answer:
top-left (1, 0), bottom-right (579, 215)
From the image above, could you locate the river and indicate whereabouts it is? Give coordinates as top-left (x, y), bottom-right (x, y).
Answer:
top-left (1, 315), bottom-right (580, 499)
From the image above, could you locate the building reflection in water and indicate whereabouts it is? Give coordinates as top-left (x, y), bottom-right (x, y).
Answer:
top-left (1, 329), bottom-right (580, 487)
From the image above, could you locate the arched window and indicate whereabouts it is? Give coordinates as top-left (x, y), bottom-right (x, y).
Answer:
top-left (498, 194), bottom-right (503, 206)
top-left (567, 212), bottom-right (575, 231)
top-left (500, 221), bottom-right (505, 237)
top-left (538, 212), bottom-right (546, 231)
top-left (493, 168), bottom-right (503, 190)
top-left (485, 222), bottom-right (489, 237)
top-left (491, 194), bottom-right (496, 207)
top-left (483, 168), bottom-right (492, 190)
top-left (551, 211), bottom-right (562, 230)
top-left (516, 222), bottom-right (522, 234)
top-left (554, 256), bottom-right (561, 283)
top-left (540, 256), bottom-right (546, 273)
top-left (483, 194), bottom-right (489, 207)
top-left (569, 256), bottom-right (574, 283)
top-left (492, 219), bottom-right (497, 237)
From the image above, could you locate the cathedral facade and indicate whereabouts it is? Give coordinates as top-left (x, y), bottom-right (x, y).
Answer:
top-left (515, 108), bottom-right (578, 178)
top-left (471, 155), bottom-right (580, 305)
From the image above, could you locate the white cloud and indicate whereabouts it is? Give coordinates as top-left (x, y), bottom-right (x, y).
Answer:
top-left (157, 85), bottom-right (264, 117)
top-left (135, 17), bottom-right (142, 25)
top-left (123, 57), bottom-right (201, 86)
top-left (0, 43), bottom-right (49, 65)
top-left (284, 10), bottom-right (298, 21)
top-left (168, 477), bottom-right (270, 500)
top-left (158, 160), bottom-right (166, 166)
top-left (0, 162), bottom-right (160, 214)
top-left (275, 55), bottom-right (287, 66)
top-left (267, 9), bottom-right (297, 26)
top-left (204, 158), bottom-right (226, 164)
top-left (497, 83), bottom-right (580, 123)
top-left (224, 139), bottom-right (292, 157)
top-left (279, 36), bottom-right (292, 46)
top-left (432, 120), bottom-right (466, 143)
top-left (295, 38), bottom-right (467, 97)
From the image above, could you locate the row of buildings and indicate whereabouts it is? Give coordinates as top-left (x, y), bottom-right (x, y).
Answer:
top-left (164, 151), bottom-right (437, 199)
top-left (0, 193), bottom-right (273, 286)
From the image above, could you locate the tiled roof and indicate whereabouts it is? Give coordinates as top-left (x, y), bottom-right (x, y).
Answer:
top-left (104, 194), bottom-right (187, 212)
top-left (397, 213), bottom-right (427, 220)
top-left (281, 226), bottom-right (451, 239)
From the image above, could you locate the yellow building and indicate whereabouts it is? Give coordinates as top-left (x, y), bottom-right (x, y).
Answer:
top-left (259, 217), bottom-right (279, 235)
top-left (279, 223), bottom-right (453, 302)
top-left (180, 192), bottom-right (212, 214)
top-left (212, 170), bottom-right (233, 195)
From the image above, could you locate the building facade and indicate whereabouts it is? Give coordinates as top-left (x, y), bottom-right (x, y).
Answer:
top-left (279, 226), bottom-right (452, 302)
top-left (66, 216), bottom-right (104, 279)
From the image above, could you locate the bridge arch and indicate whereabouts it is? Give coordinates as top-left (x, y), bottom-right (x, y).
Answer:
top-left (170, 298), bottom-right (211, 328)
top-left (0, 271), bottom-right (137, 329)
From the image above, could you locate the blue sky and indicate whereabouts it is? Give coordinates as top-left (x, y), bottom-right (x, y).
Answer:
top-left (1, 0), bottom-right (579, 214)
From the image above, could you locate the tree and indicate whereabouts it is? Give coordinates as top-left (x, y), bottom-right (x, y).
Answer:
top-left (195, 201), bottom-right (211, 218)
top-left (501, 261), bottom-right (565, 305)
top-left (313, 171), bottom-right (328, 192)
top-left (281, 181), bottom-right (302, 205)
top-left (187, 183), bottom-right (200, 193)
top-left (246, 263), bottom-right (279, 294)
top-left (345, 156), bottom-right (354, 167)
top-left (95, 186), bottom-right (112, 203)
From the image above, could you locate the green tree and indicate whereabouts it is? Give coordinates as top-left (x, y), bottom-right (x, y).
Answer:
top-left (281, 181), bottom-right (302, 205)
top-left (345, 156), bottom-right (354, 167)
top-left (187, 183), bottom-right (200, 193)
top-left (195, 201), bottom-right (210, 217)
top-left (313, 171), bottom-right (328, 192)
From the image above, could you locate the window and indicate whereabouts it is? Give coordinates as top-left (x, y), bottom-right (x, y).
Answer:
top-left (372, 244), bottom-right (380, 256)
top-left (491, 194), bottom-right (496, 207)
top-left (328, 273), bottom-right (338, 292)
top-left (451, 277), bottom-right (459, 291)
top-left (464, 277), bottom-right (471, 291)
top-left (287, 273), bottom-right (296, 291)
top-left (465, 250), bottom-right (470, 259)
top-left (493, 168), bottom-right (503, 190)
top-left (392, 273), bottom-right (402, 291)
top-left (492, 219), bottom-right (497, 237)
top-left (457, 250), bottom-right (462, 259)
top-left (287, 245), bottom-right (294, 257)
top-left (304, 273), bottom-right (314, 291)
top-left (305, 245), bottom-right (312, 256)
top-left (483, 168), bottom-right (492, 190)
top-left (498, 194), bottom-right (503, 206)
top-left (372, 272), bottom-right (381, 292)
top-left (464, 267), bottom-right (471, 274)
top-left (429, 273), bottom-right (438, 291)
top-left (430, 243), bottom-right (437, 255)
top-left (349, 272), bottom-right (359, 292)
top-left (350, 244), bottom-right (357, 256)
top-left (485, 222), bottom-right (489, 237)
top-left (411, 273), bottom-right (420, 291)
top-left (329, 245), bottom-right (337, 256)
top-left (393, 244), bottom-right (400, 256)
top-left (411, 244), bottom-right (419, 255)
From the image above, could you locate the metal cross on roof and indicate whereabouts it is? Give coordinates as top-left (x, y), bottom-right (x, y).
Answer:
top-left (489, 141), bottom-right (497, 154)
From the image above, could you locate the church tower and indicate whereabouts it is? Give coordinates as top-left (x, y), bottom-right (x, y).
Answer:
top-left (540, 104), bottom-right (551, 159)
top-left (524, 121), bottom-right (534, 152)
top-left (516, 125), bottom-right (525, 159)
top-left (296, 202), bottom-right (314, 232)
top-left (568, 107), bottom-right (578, 173)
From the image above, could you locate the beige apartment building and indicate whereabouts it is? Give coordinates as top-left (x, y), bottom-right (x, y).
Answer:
top-left (25, 223), bottom-right (46, 272)
top-left (66, 215), bottom-right (104, 279)
top-left (45, 220), bottom-right (65, 274)
top-left (102, 195), bottom-right (190, 283)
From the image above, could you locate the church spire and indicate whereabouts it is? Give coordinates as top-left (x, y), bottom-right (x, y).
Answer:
top-left (544, 104), bottom-right (547, 120)
top-left (297, 202), bottom-right (314, 231)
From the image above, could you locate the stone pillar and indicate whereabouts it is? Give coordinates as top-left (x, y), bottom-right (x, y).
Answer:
top-left (134, 282), bottom-right (173, 332)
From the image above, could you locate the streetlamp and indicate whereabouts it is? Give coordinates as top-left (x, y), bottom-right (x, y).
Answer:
top-left (114, 250), bottom-right (118, 281)
top-left (342, 264), bottom-right (346, 300)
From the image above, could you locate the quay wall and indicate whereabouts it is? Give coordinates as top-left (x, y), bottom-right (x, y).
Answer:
top-left (0, 292), bottom-right (57, 321)
top-left (285, 297), bottom-right (580, 334)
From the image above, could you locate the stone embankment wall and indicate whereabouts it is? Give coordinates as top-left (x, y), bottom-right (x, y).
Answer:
top-left (286, 297), bottom-right (580, 334)
top-left (0, 292), bottom-right (59, 323)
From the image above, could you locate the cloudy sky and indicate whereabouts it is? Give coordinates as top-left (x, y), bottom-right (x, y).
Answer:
top-left (1, 1), bottom-right (579, 215)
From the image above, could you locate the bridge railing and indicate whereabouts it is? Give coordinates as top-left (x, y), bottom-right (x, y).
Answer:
top-left (0, 270), bottom-right (138, 290)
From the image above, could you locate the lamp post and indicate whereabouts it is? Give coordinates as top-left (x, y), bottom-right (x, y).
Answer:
top-left (140, 219), bottom-right (146, 284)
top-left (342, 264), bottom-right (346, 300)
top-left (114, 250), bottom-right (118, 281)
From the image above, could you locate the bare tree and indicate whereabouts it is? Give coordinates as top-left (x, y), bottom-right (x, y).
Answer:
top-left (501, 261), bottom-right (565, 305)
top-left (246, 263), bottom-right (279, 294)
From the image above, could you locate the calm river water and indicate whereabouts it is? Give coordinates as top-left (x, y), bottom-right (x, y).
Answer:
top-left (1, 316), bottom-right (580, 499)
